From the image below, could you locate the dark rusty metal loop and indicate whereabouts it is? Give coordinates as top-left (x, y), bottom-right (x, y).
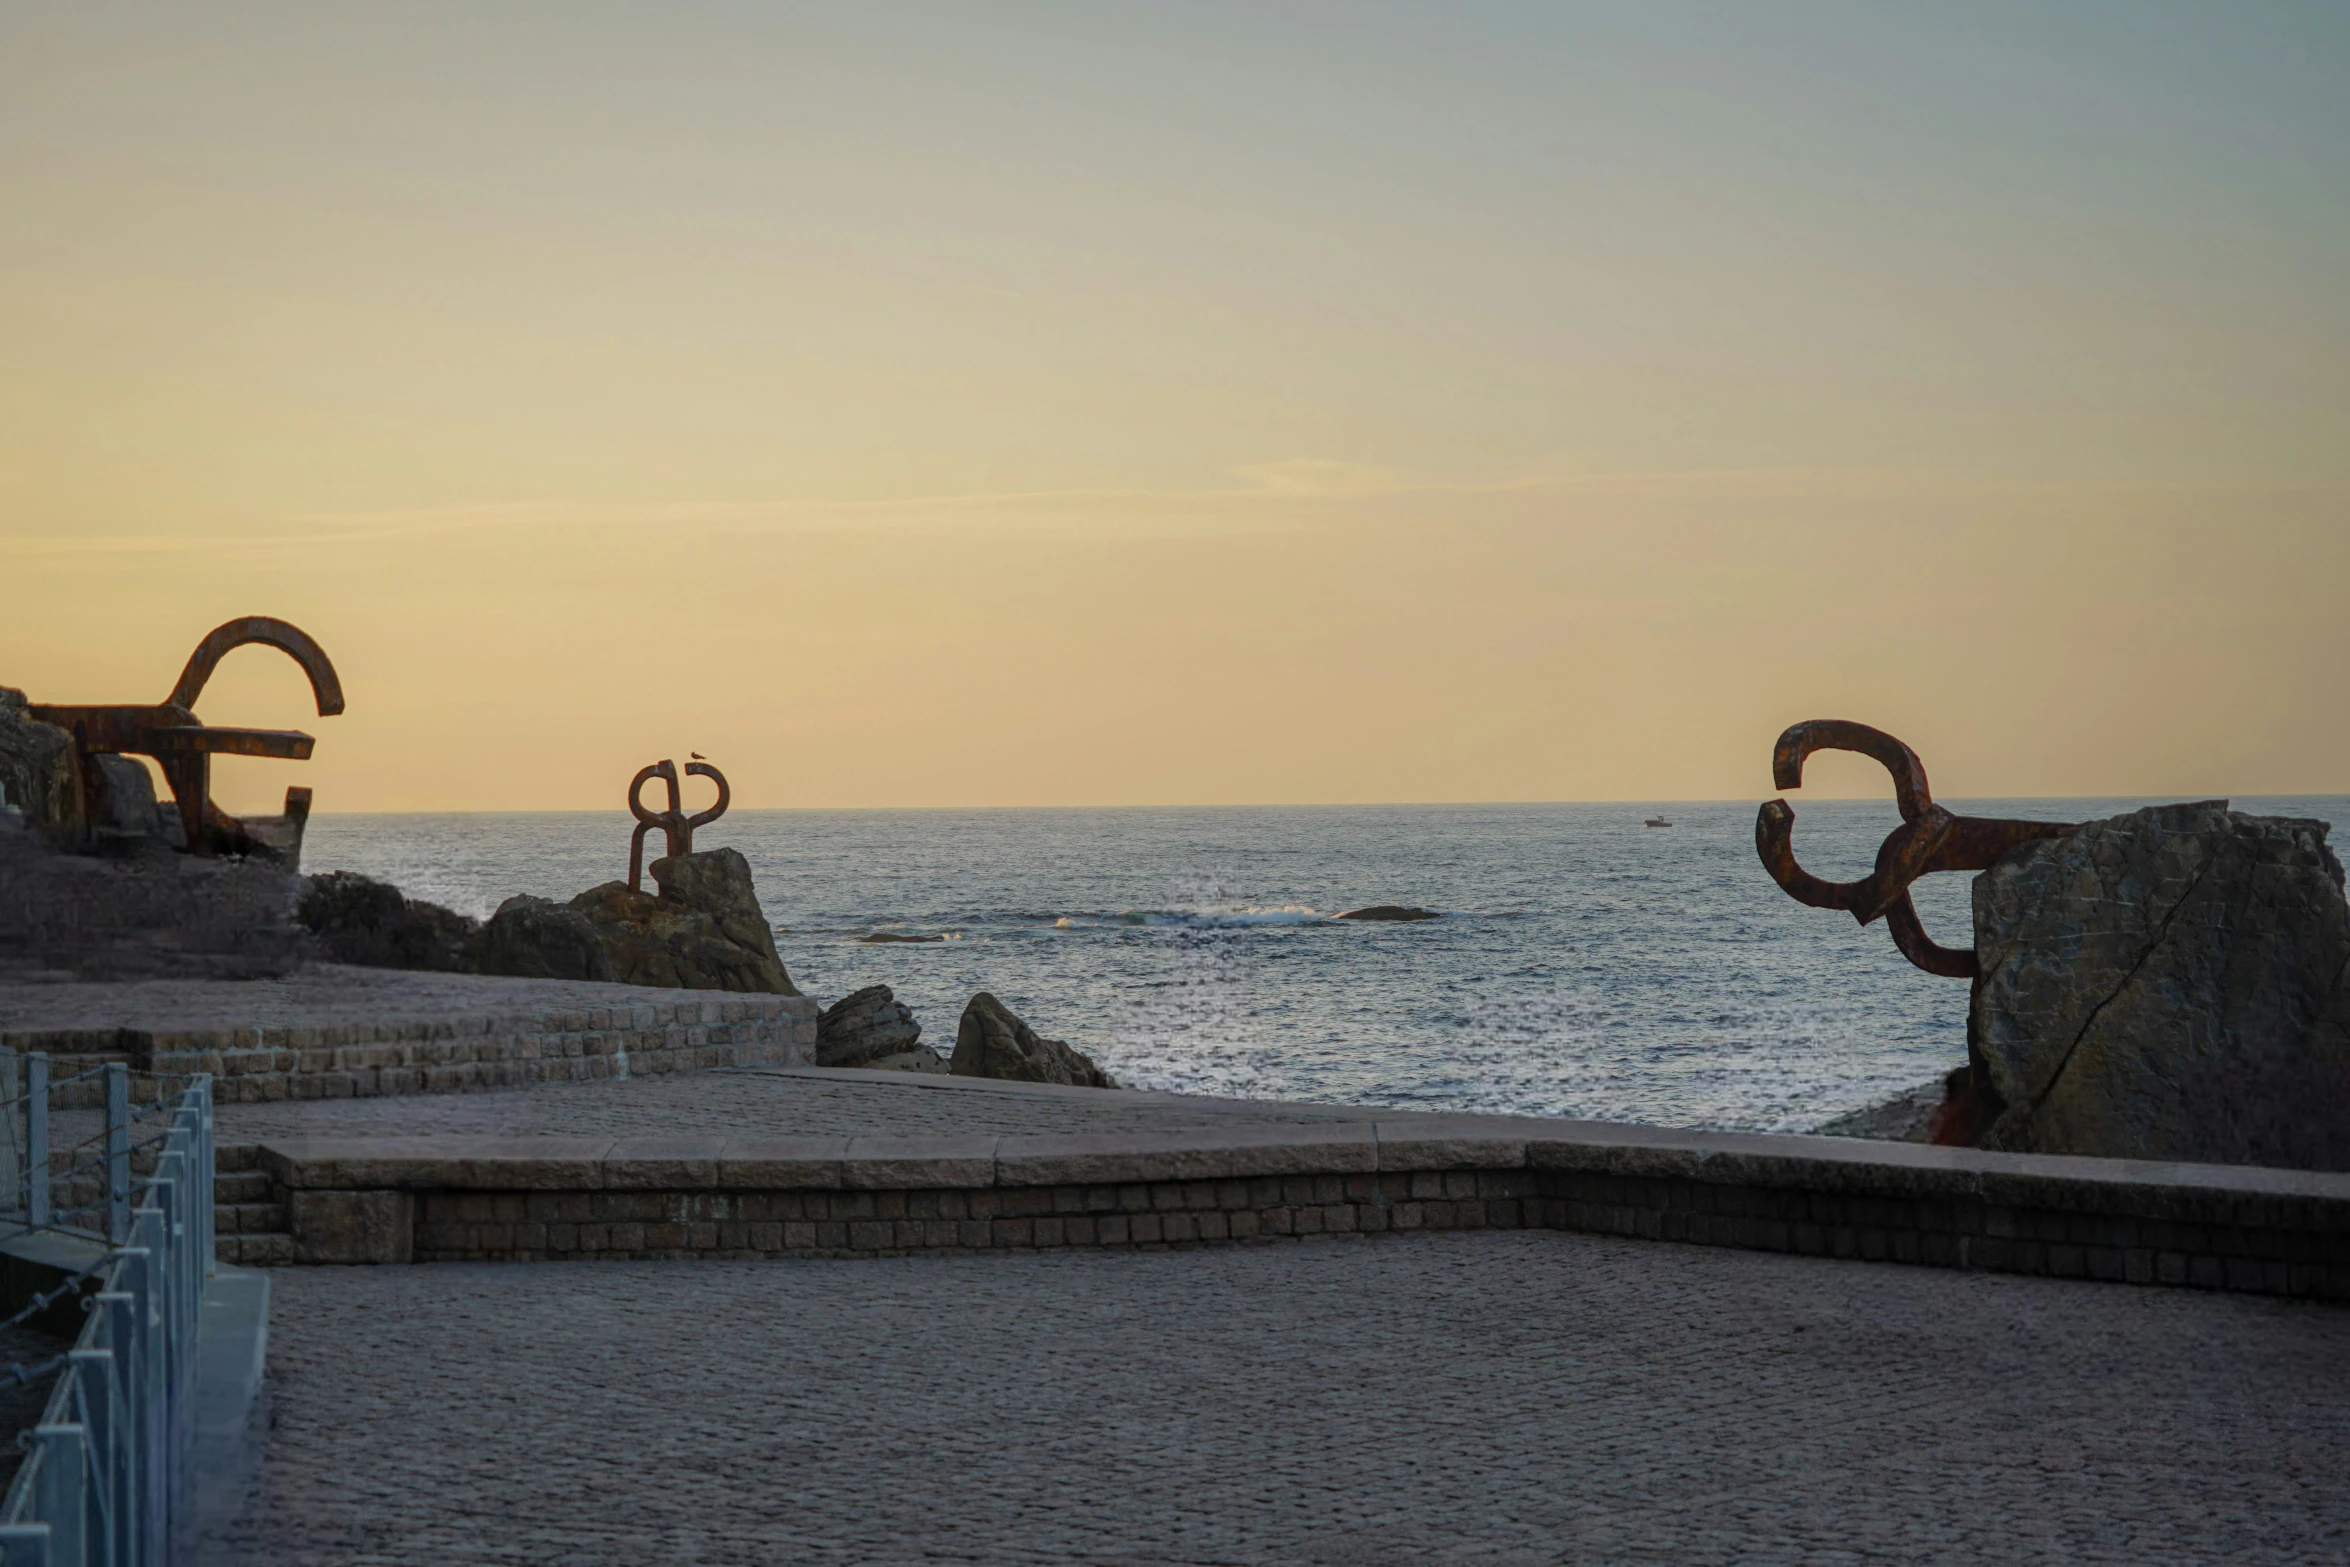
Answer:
top-left (167, 616), bottom-right (345, 717)
top-left (1756, 719), bottom-right (2077, 979)
top-left (626, 759), bottom-right (730, 891)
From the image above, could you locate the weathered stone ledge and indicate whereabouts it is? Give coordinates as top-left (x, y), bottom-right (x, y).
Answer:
top-left (256, 1117), bottom-right (2350, 1299)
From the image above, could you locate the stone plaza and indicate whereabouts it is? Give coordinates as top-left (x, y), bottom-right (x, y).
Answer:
top-left (8, 969), bottom-right (2347, 1564)
top-left (228, 1229), bottom-right (2350, 1566)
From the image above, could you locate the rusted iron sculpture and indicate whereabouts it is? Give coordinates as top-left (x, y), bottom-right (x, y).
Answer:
top-left (28, 616), bottom-right (343, 862)
top-left (1756, 720), bottom-right (2077, 979)
top-left (627, 758), bottom-right (729, 891)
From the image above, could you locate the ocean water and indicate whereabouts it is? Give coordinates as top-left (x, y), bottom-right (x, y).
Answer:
top-left (302, 797), bottom-right (2350, 1133)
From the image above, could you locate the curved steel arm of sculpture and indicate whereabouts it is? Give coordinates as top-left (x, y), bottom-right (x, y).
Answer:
top-left (627, 758), bottom-right (731, 890)
top-left (1769, 719), bottom-right (1931, 821)
top-left (167, 615), bottom-right (346, 716)
top-left (1756, 719), bottom-right (2078, 980)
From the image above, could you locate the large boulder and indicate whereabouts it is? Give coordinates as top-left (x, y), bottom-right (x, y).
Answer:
top-left (299, 871), bottom-right (481, 972)
top-left (0, 688), bottom-right (80, 847)
top-left (567, 848), bottom-right (796, 994)
top-left (90, 755), bottom-right (164, 839)
top-left (950, 993), bottom-right (1116, 1088)
top-left (476, 895), bottom-right (617, 983)
top-left (649, 849), bottom-right (788, 970)
top-left (1968, 801), bottom-right (2350, 1170)
top-left (816, 984), bottom-right (938, 1069)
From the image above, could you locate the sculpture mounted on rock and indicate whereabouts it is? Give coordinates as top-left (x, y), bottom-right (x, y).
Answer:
top-left (1760, 719), bottom-right (2350, 1170)
top-left (469, 757), bottom-right (795, 994)
top-left (24, 615), bottom-right (343, 866)
top-left (1755, 719), bottom-right (2076, 978)
top-left (627, 757), bottom-right (729, 891)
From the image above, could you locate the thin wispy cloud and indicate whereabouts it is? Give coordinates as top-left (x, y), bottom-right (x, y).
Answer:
top-left (0, 462), bottom-right (2075, 562)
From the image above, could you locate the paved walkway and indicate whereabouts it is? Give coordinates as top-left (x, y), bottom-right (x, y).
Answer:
top-left (175, 1067), bottom-right (1372, 1145)
top-left (218, 1230), bottom-right (2350, 1566)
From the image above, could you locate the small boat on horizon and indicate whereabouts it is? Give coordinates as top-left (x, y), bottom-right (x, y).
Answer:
top-left (1644, 816), bottom-right (1673, 828)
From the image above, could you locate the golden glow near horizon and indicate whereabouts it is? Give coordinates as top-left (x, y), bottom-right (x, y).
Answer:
top-left (4, 6), bottom-right (2346, 814)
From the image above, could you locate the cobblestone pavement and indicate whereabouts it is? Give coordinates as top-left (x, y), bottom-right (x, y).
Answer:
top-left (0, 964), bottom-right (719, 1033)
top-left (184, 1068), bottom-right (1359, 1144)
top-left (223, 1231), bottom-right (2350, 1566)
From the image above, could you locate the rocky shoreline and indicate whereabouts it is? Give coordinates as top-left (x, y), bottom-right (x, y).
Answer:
top-left (1816, 1078), bottom-right (1948, 1143)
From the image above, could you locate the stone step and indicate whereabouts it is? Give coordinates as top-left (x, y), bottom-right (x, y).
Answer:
top-left (218, 1143), bottom-right (262, 1174)
top-left (215, 1169), bottom-right (274, 1203)
top-left (219, 1233), bottom-right (293, 1267)
top-left (217, 1201), bottom-right (289, 1236)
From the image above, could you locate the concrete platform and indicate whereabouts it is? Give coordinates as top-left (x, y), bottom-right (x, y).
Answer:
top-left (205, 1067), bottom-right (2350, 1300)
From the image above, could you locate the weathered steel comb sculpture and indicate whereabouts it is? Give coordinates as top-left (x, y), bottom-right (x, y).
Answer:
top-left (627, 758), bottom-right (730, 891)
top-left (28, 615), bottom-right (344, 862)
top-left (1756, 720), bottom-right (2077, 978)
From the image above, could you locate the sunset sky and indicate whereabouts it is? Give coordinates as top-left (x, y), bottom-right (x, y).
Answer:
top-left (4, 3), bottom-right (2345, 813)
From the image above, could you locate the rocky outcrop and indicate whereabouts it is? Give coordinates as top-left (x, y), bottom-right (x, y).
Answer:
top-left (1967, 801), bottom-right (2350, 1170)
top-left (1335, 905), bottom-right (1439, 922)
top-left (0, 688), bottom-right (79, 846)
top-left (476, 896), bottom-right (617, 983)
top-left (356, 845), bottom-right (793, 994)
top-left (816, 984), bottom-right (935, 1069)
top-left (299, 871), bottom-right (481, 972)
top-left (566, 849), bottom-right (797, 994)
top-left (0, 815), bottom-right (303, 979)
top-left (950, 993), bottom-right (1116, 1088)
top-left (649, 849), bottom-right (784, 968)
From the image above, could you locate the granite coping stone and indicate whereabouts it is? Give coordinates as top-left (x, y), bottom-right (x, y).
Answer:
top-left (602, 1136), bottom-right (726, 1190)
top-left (714, 1136), bottom-right (850, 1188)
top-left (249, 1119), bottom-right (2350, 1225)
top-left (841, 1135), bottom-right (999, 1189)
top-left (996, 1124), bottom-right (1378, 1185)
top-left (260, 1136), bottom-right (622, 1191)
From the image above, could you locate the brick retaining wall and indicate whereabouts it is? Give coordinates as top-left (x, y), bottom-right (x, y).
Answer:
top-left (254, 1118), bottom-right (2350, 1300)
top-left (3, 995), bottom-right (818, 1108)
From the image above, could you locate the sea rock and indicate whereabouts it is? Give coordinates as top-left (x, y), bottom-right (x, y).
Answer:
top-left (568, 849), bottom-right (797, 994)
top-left (90, 755), bottom-right (164, 839)
top-left (1815, 1075), bottom-right (1955, 1144)
top-left (950, 992), bottom-right (1116, 1088)
top-left (858, 932), bottom-right (943, 944)
top-left (863, 1048), bottom-right (949, 1074)
top-left (649, 848), bottom-right (785, 967)
top-left (299, 871), bottom-right (481, 972)
top-left (1967, 801), bottom-right (2350, 1170)
top-left (0, 688), bottom-right (80, 846)
top-left (816, 984), bottom-right (927, 1068)
top-left (1335, 905), bottom-right (1440, 922)
top-left (476, 895), bottom-right (617, 983)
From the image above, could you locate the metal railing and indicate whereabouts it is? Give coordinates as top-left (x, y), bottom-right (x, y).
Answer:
top-left (0, 1053), bottom-right (215, 1566)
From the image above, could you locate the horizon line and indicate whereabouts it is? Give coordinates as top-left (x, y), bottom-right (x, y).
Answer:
top-left (300, 791), bottom-right (2348, 818)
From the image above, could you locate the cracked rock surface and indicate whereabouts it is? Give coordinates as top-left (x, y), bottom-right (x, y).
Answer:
top-left (1971, 801), bottom-right (2350, 1169)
